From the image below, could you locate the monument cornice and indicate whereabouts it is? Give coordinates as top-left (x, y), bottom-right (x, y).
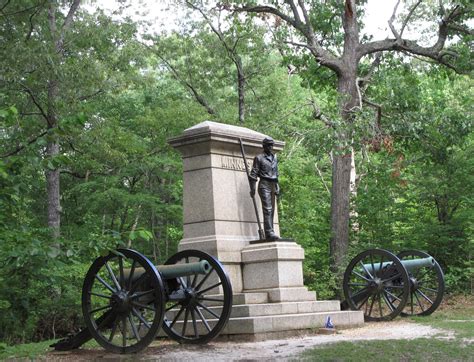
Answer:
top-left (168, 120), bottom-right (284, 151)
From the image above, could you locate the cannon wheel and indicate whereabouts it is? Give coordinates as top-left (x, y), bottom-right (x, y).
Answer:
top-left (343, 249), bottom-right (410, 321)
top-left (397, 250), bottom-right (445, 316)
top-left (161, 250), bottom-right (232, 344)
top-left (82, 248), bottom-right (165, 354)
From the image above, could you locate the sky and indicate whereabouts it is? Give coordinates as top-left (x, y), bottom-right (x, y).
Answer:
top-left (86, 0), bottom-right (403, 39)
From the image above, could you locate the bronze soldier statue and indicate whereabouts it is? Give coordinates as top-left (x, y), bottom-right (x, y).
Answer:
top-left (249, 137), bottom-right (280, 241)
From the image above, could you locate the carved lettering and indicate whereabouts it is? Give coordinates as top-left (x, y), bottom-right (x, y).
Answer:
top-left (221, 156), bottom-right (251, 171)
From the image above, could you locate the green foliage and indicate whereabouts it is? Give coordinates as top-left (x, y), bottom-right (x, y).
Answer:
top-left (353, 66), bottom-right (473, 293)
top-left (0, 0), bottom-right (472, 347)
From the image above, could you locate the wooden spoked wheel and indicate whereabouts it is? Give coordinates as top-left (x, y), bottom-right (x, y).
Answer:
top-left (397, 250), bottom-right (445, 316)
top-left (161, 249), bottom-right (233, 344)
top-left (82, 248), bottom-right (165, 354)
top-left (343, 249), bottom-right (410, 321)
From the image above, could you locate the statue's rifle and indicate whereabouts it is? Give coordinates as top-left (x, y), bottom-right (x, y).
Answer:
top-left (239, 138), bottom-right (265, 240)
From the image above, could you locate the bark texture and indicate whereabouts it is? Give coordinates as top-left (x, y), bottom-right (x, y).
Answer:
top-left (330, 154), bottom-right (351, 271)
top-left (43, 0), bottom-right (81, 239)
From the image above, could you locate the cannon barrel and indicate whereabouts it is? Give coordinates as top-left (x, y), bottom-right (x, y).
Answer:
top-left (158, 260), bottom-right (211, 279)
top-left (124, 260), bottom-right (210, 283)
top-left (363, 256), bottom-right (435, 275)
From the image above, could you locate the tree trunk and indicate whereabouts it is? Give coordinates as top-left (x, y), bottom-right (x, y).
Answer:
top-left (127, 205), bottom-right (142, 248)
top-left (330, 153), bottom-right (352, 273)
top-left (43, 0), bottom-right (81, 240)
top-left (350, 147), bottom-right (360, 233)
top-left (46, 79), bottom-right (61, 239)
top-left (236, 56), bottom-right (245, 124)
top-left (46, 140), bottom-right (61, 239)
top-left (330, 71), bottom-right (359, 275)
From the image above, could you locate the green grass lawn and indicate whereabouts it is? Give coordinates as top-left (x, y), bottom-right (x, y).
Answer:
top-left (300, 295), bottom-right (474, 361)
top-left (299, 338), bottom-right (473, 361)
top-left (0, 340), bottom-right (55, 360)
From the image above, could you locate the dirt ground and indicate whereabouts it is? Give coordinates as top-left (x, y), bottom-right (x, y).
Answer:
top-left (47, 319), bottom-right (455, 361)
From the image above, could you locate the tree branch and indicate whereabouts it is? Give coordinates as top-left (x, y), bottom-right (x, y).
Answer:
top-left (234, 4), bottom-right (299, 31)
top-left (447, 23), bottom-right (474, 36)
top-left (153, 50), bottom-right (216, 115)
top-left (233, 3), bottom-right (342, 74)
top-left (309, 97), bottom-right (334, 128)
top-left (57, 0), bottom-right (81, 51)
top-left (19, 82), bottom-right (49, 124)
top-left (78, 89), bottom-right (104, 101)
top-left (26, 3), bottom-right (44, 42)
top-left (388, 0), bottom-right (402, 40)
top-left (286, 0), bottom-right (302, 24)
top-left (360, 2), bottom-right (469, 69)
top-left (315, 162), bottom-right (331, 194)
top-left (47, 1), bottom-right (57, 39)
top-left (20, 111), bottom-right (43, 117)
top-left (363, 99), bottom-right (382, 130)
top-left (272, 101), bottom-right (311, 124)
top-left (1, 130), bottom-right (48, 158)
top-left (284, 39), bottom-right (312, 50)
top-left (400, 0), bottom-right (422, 38)
top-left (0, 1), bottom-right (43, 16)
top-left (0, 0), bottom-right (10, 12)
top-left (358, 52), bottom-right (382, 89)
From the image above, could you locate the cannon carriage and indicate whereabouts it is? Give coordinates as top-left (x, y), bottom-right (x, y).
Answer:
top-left (342, 249), bottom-right (445, 321)
top-left (52, 248), bottom-right (233, 354)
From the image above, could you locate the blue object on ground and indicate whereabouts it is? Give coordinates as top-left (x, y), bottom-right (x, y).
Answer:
top-left (325, 316), bottom-right (334, 329)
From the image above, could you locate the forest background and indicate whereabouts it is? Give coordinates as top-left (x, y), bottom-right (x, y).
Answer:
top-left (0, 0), bottom-right (472, 345)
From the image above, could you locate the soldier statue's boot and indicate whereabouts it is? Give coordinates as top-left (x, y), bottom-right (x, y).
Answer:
top-left (265, 231), bottom-right (280, 241)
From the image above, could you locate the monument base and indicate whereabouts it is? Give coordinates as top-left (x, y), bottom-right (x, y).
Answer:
top-left (219, 240), bottom-right (364, 337)
top-left (220, 292), bottom-right (364, 337)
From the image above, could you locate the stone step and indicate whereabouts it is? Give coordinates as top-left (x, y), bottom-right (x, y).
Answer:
top-left (232, 292), bottom-right (269, 305)
top-left (230, 300), bottom-right (341, 318)
top-left (160, 309), bottom-right (364, 338)
top-left (243, 287), bottom-right (317, 302)
top-left (165, 300), bottom-right (342, 321)
top-left (223, 310), bottom-right (364, 335)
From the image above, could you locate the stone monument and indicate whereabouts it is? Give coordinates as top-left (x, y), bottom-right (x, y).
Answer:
top-left (169, 121), bottom-right (363, 338)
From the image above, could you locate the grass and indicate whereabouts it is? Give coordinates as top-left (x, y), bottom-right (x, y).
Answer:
top-left (411, 294), bottom-right (474, 339)
top-left (300, 295), bottom-right (474, 361)
top-left (0, 340), bottom-right (56, 360)
top-left (299, 339), bottom-right (473, 361)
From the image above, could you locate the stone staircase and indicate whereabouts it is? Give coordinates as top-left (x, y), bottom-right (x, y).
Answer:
top-left (221, 292), bottom-right (364, 338)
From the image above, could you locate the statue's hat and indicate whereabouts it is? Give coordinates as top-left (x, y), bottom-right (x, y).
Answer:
top-left (262, 137), bottom-right (275, 145)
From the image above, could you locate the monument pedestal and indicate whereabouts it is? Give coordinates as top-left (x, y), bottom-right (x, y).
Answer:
top-left (219, 240), bottom-right (363, 337)
top-left (169, 121), bottom-right (364, 339)
top-left (242, 241), bottom-right (312, 302)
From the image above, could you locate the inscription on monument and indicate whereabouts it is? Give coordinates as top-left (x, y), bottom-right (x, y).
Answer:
top-left (221, 156), bottom-right (251, 171)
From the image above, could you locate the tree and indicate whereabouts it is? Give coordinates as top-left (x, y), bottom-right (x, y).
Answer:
top-left (0, 1), bottom-right (142, 240)
top-left (149, 4), bottom-right (270, 124)
top-left (189, 0), bottom-right (473, 274)
top-left (1, 0), bottom-right (82, 239)
top-left (354, 63), bottom-right (473, 291)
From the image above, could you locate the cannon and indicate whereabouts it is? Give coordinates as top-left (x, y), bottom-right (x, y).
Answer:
top-left (341, 249), bottom-right (445, 321)
top-left (52, 248), bottom-right (232, 354)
